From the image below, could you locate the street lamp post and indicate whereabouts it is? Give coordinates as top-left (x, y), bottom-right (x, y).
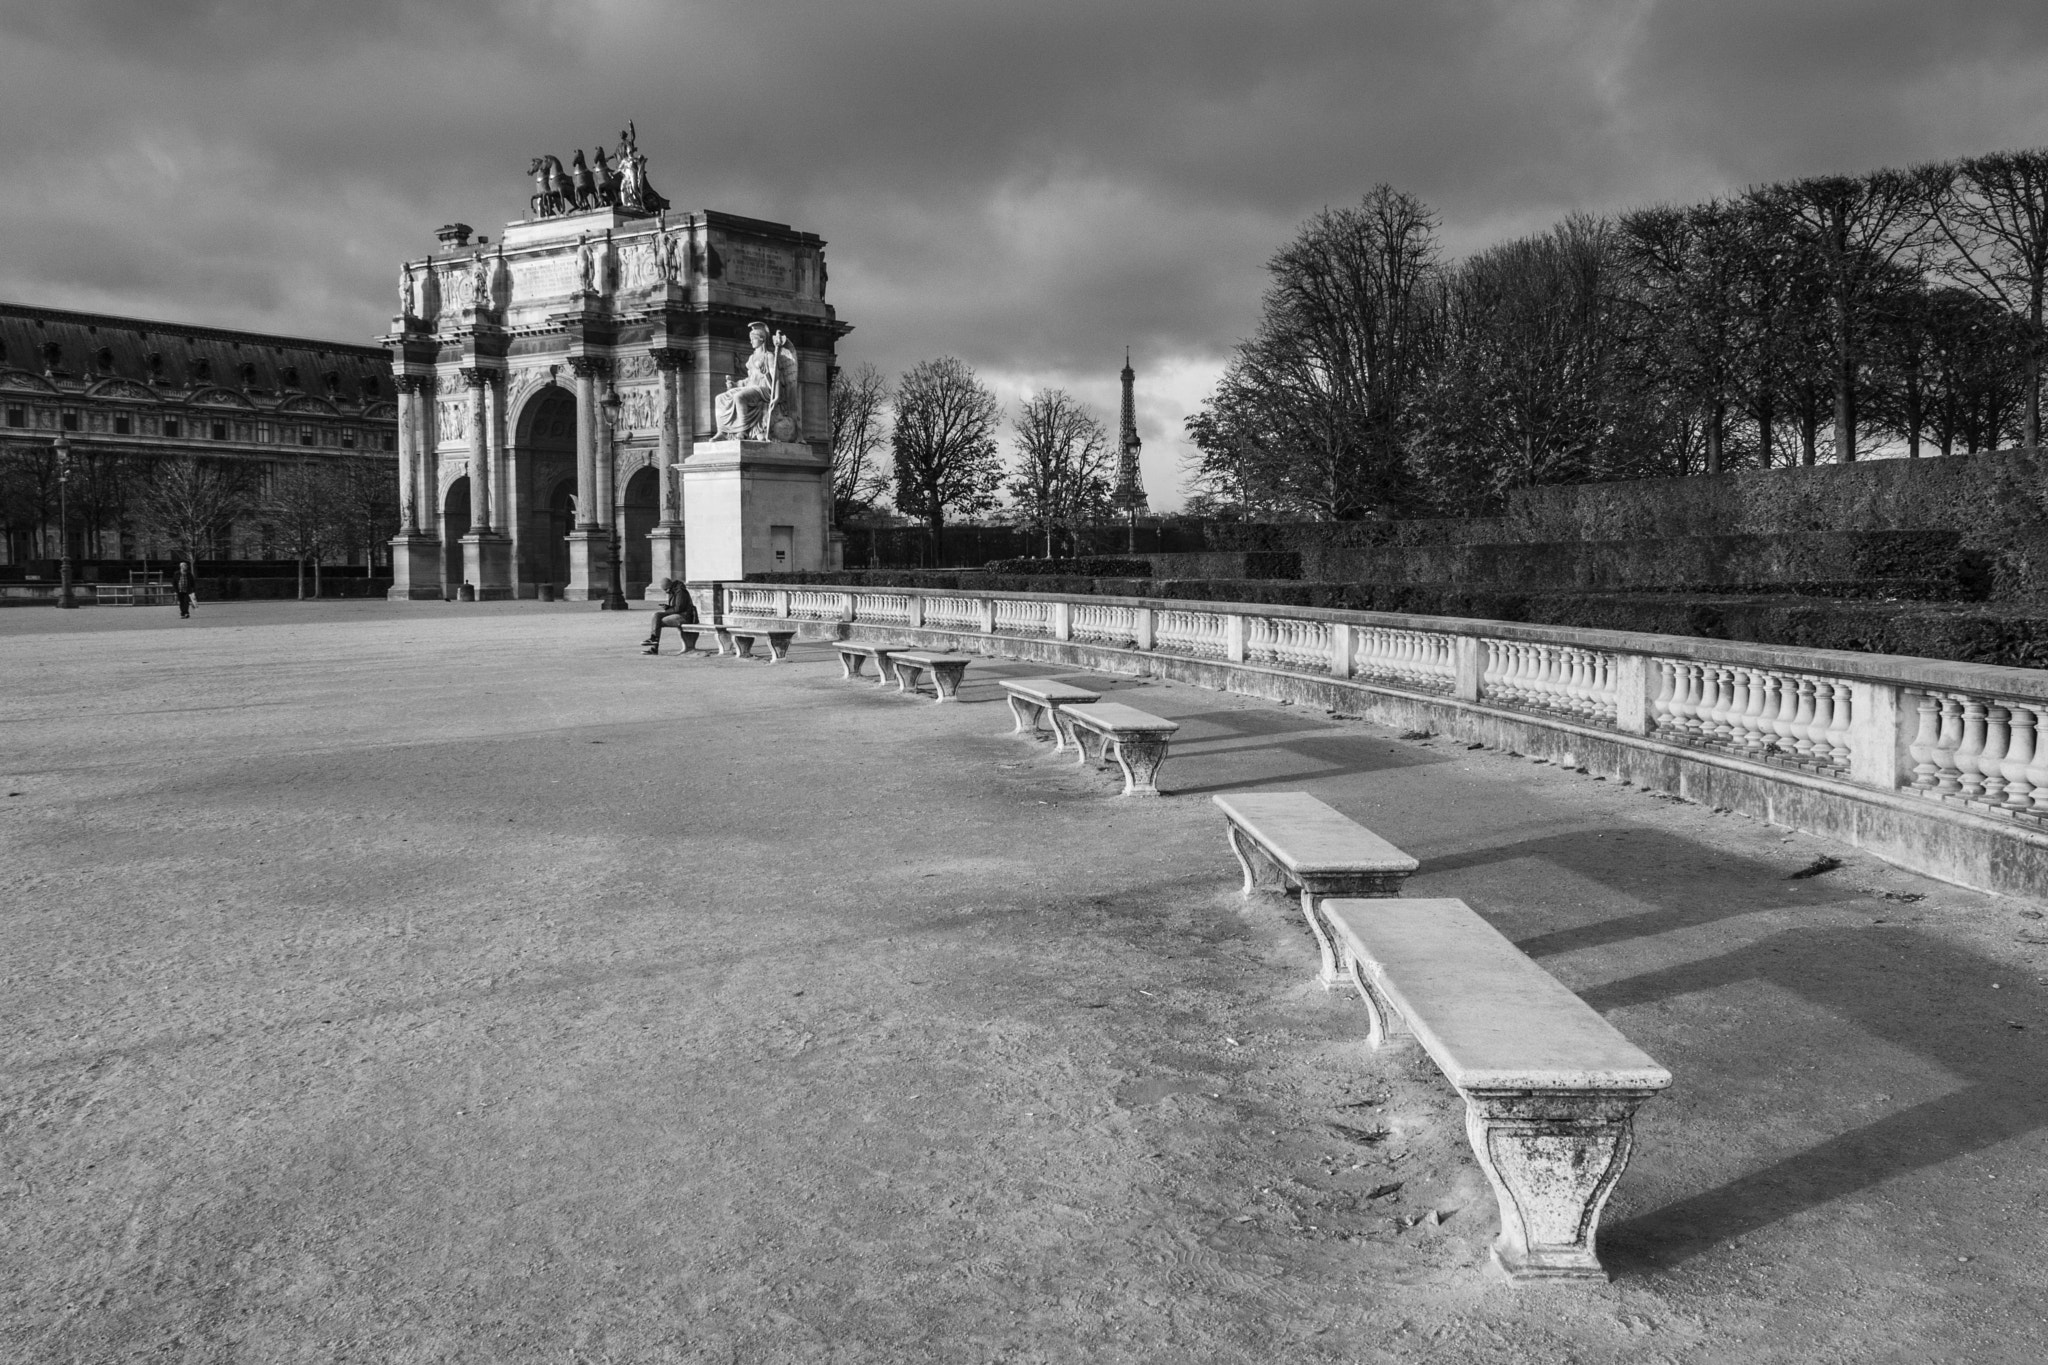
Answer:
top-left (600, 389), bottom-right (629, 611)
top-left (54, 434), bottom-right (77, 609)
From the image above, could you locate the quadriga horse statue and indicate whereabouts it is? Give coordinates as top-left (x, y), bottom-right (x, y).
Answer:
top-left (528, 155), bottom-right (574, 218)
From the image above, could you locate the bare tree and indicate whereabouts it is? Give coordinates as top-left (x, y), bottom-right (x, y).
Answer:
top-left (0, 442), bottom-right (59, 558)
top-left (1187, 186), bottom-right (1440, 518)
top-left (328, 455), bottom-right (400, 570)
top-left (891, 356), bottom-right (1003, 557)
top-left (829, 360), bottom-right (892, 522)
top-left (1934, 151), bottom-right (2048, 447)
top-left (138, 456), bottom-right (248, 563)
top-left (1751, 169), bottom-right (1939, 462)
top-left (264, 458), bottom-right (338, 598)
top-left (1006, 389), bottom-right (1111, 557)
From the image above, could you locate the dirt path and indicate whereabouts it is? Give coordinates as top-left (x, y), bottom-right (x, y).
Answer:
top-left (2, 602), bottom-right (2044, 1363)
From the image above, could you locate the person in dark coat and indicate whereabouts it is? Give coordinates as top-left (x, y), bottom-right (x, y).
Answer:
top-left (174, 560), bottom-right (197, 618)
top-left (642, 579), bottom-right (698, 653)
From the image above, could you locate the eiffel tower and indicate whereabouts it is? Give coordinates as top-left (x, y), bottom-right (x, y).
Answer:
top-left (1111, 348), bottom-right (1148, 550)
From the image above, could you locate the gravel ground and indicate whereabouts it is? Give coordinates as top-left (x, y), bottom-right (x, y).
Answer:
top-left (2, 600), bottom-right (2045, 1364)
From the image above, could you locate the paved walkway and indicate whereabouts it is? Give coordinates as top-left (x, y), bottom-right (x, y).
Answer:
top-left (2, 601), bottom-right (2043, 1364)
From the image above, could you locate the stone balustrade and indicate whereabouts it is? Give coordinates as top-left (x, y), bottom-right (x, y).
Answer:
top-left (705, 581), bottom-right (2048, 899)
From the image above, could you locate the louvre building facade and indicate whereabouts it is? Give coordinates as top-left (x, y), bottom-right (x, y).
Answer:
top-left (0, 301), bottom-right (398, 566)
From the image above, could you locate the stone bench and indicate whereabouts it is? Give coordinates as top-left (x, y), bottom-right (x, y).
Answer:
top-left (1000, 678), bottom-right (1102, 752)
top-left (723, 623), bottom-right (798, 662)
top-left (834, 641), bottom-right (917, 686)
top-left (1211, 792), bottom-right (1418, 988)
top-left (662, 623), bottom-right (719, 655)
top-left (1324, 897), bottom-right (1673, 1282)
top-left (891, 651), bottom-right (974, 701)
top-left (1058, 702), bottom-right (1179, 796)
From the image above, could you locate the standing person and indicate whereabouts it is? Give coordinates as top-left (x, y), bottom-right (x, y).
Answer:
top-left (174, 558), bottom-right (197, 619)
top-left (641, 579), bottom-right (697, 654)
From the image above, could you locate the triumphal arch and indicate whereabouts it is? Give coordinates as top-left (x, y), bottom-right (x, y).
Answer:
top-left (384, 127), bottom-right (851, 600)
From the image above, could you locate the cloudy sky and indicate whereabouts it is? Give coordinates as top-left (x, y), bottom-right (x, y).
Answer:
top-left (3, 0), bottom-right (2046, 508)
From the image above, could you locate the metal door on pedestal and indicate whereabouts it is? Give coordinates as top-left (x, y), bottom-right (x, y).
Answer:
top-left (770, 524), bottom-right (793, 572)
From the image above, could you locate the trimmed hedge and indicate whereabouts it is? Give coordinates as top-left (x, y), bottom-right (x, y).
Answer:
top-left (982, 557), bottom-right (1153, 578)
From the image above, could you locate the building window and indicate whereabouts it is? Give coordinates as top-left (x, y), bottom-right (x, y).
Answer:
top-left (300, 426), bottom-right (316, 446)
top-left (60, 411), bottom-right (78, 431)
top-left (4, 407), bottom-right (22, 428)
top-left (381, 433), bottom-right (395, 451)
top-left (113, 414), bottom-right (132, 435)
top-left (163, 417), bottom-right (181, 438)
top-left (341, 429), bottom-right (357, 449)
top-left (211, 421), bottom-right (228, 441)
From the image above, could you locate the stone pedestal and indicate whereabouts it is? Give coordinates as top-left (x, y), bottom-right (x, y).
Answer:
top-left (388, 534), bottom-right (443, 601)
top-left (565, 530), bottom-right (612, 602)
top-left (646, 524), bottom-right (687, 601)
top-left (461, 532), bottom-right (514, 601)
top-left (682, 439), bottom-right (832, 582)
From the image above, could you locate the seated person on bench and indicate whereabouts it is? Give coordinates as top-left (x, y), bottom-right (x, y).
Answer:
top-left (641, 580), bottom-right (699, 654)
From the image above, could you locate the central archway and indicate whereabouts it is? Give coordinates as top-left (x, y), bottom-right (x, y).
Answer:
top-left (514, 384), bottom-right (578, 596)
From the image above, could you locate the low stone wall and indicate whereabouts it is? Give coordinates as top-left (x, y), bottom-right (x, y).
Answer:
top-left (752, 569), bottom-right (2048, 668)
top-left (713, 580), bottom-right (2048, 903)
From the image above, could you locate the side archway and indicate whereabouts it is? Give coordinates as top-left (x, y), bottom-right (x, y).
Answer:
top-left (622, 465), bottom-right (659, 597)
top-left (442, 476), bottom-right (471, 595)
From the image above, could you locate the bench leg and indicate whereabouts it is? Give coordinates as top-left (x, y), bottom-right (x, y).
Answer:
top-left (931, 663), bottom-right (966, 701)
top-left (874, 656), bottom-right (898, 688)
top-left (1300, 890), bottom-right (1344, 986)
top-left (1048, 708), bottom-right (1080, 753)
top-left (767, 637), bottom-right (791, 661)
top-left (732, 636), bottom-right (756, 659)
top-left (1111, 735), bottom-right (1169, 796)
top-left (895, 664), bottom-right (920, 696)
top-left (1225, 824), bottom-right (1288, 896)
top-left (1464, 1090), bottom-right (1656, 1281)
top-left (1006, 694), bottom-right (1036, 734)
top-left (1343, 953), bottom-right (1393, 1050)
top-left (840, 652), bottom-right (863, 680)
top-left (714, 629), bottom-right (735, 656)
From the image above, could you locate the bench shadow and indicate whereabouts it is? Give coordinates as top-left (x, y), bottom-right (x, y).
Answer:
top-left (1164, 731), bottom-right (1445, 797)
top-left (1584, 925), bottom-right (2047, 1273)
top-left (1418, 829), bottom-right (1863, 957)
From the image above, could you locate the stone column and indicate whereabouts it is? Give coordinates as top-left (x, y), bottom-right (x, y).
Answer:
top-left (395, 375), bottom-right (420, 533)
top-left (596, 383), bottom-right (617, 531)
top-left (385, 373), bottom-right (444, 601)
top-left (570, 356), bottom-right (601, 531)
top-left (565, 356), bottom-right (610, 601)
top-left (461, 367), bottom-right (492, 531)
top-left (646, 348), bottom-right (689, 598)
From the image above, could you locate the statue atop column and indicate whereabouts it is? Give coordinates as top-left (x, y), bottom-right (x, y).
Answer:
top-left (713, 322), bottom-right (800, 442)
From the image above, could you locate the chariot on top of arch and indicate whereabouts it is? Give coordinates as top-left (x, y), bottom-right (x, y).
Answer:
top-left (527, 121), bottom-right (670, 219)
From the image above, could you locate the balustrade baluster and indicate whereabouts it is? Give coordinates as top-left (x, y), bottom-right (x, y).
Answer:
top-left (1933, 697), bottom-right (1964, 794)
top-left (1955, 699), bottom-right (1989, 800)
top-left (1982, 706), bottom-right (2011, 805)
top-left (1824, 682), bottom-right (1854, 769)
top-left (1907, 692), bottom-right (1939, 785)
top-left (2003, 705), bottom-right (2038, 811)
top-left (2025, 705), bottom-right (2048, 813)
top-left (1766, 673), bottom-right (1798, 756)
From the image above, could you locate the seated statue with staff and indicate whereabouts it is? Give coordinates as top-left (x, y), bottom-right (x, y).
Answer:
top-left (713, 322), bottom-right (801, 442)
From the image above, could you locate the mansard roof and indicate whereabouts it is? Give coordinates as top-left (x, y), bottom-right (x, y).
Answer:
top-left (0, 301), bottom-right (392, 404)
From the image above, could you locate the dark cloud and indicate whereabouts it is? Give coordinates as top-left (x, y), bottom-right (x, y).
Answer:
top-left (2, 0), bottom-right (2045, 505)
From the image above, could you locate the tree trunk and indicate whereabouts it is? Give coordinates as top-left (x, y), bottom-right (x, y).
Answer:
top-left (1705, 400), bottom-right (1723, 476)
top-left (296, 557), bottom-right (304, 600)
top-left (1906, 353), bottom-right (1922, 458)
top-left (1834, 340), bottom-right (1856, 463)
